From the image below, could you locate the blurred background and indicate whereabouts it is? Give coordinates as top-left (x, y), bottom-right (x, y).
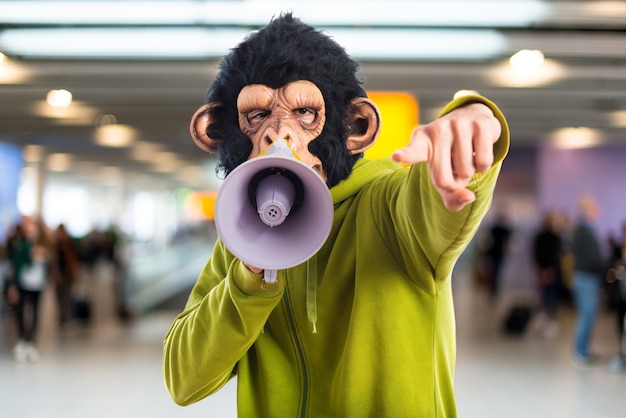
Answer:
top-left (1, 1), bottom-right (626, 417)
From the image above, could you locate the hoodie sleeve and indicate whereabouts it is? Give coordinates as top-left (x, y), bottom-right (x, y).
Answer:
top-left (163, 240), bottom-right (285, 406)
top-left (386, 95), bottom-right (510, 281)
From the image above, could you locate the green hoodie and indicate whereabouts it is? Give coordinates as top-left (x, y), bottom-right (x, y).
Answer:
top-left (164, 95), bottom-right (509, 417)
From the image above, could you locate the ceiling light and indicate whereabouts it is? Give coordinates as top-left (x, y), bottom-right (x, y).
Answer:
top-left (22, 145), bottom-right (45, 163)
top-left (175, 166), bottom-right (207, 187)
top-left (0, 59), bottom-right (33, 84)
top-left (0, 0), bottom-right (549, 27)
top-left (151, 151), bottom-right (183, 172)
top-left (47, 153), bottom-right (73, 172)
top-left (549, 127), bottom-right (603, 149)
top-left (489, 58), bottom-right (566, 87)
top-left (129, 141), bottom-right (164, 161)
top-left (557, 1), bottom-right (626, 22)
top-left (152, 161), bottom-right (182, 173)
top-left (0, 28), bottom-right (251, 59)
top-left (46, 89), bottom-right (73, 108)
top-left (94, 124), bottom-right (136, 148)
top-left (509, 49), bottom-right (545, 71)
top-left (0, 26), bottom-right (506, 60)
top-left (153, 151), bottom-right (180, 163)
top-left (334, 29), bottom-right (505, 60)
top-left (33, 100), bottom-right (98, 123)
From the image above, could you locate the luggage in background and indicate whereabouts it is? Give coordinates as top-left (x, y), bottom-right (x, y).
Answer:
top-left (502, 305), bottom-right (533, 335)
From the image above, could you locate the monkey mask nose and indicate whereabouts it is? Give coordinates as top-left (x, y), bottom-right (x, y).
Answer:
top-left (259, 138), bottom-right (302, 161)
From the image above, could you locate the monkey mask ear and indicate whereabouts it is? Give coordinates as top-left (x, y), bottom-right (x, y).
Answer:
top-left (345, 97), bottom-right (382, 155)
top-left (190, 103), bottom-right (221, 153)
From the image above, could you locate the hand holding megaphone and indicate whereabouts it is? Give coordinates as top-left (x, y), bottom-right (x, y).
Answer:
top-left (214, 138), bottom-right (334, 285)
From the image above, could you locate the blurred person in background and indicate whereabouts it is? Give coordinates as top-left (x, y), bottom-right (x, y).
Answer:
top-left (6, 218), bottom-right (54, 362)
top-left (532, 210), bottom-right (564, 337)
top-left (5, 223), bottom-right (31, 346)
top-left (485, 205), bottom-right (513, 299)
top-left (570, 194), bottom-right (606, 364)
top-left (53, 223), bottom-right (80, 331)
top-left (1, 242), bottom-right (12, 314)
top-left (606, 224), bottom-right (626, 371)
top-left (105, 225), bottom-right (132, 322)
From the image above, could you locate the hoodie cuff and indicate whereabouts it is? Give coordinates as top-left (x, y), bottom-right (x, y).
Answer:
top-left (231, 260), bottom-right (284, 298)
top-left (437, 94), bottom-right (510, 165)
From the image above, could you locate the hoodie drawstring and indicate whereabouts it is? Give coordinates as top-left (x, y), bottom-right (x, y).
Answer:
top-left (306, 256), bottom-right (318, 333)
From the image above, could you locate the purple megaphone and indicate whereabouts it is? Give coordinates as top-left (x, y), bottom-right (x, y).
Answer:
top-left (214, 139), bottom-right (334, 284)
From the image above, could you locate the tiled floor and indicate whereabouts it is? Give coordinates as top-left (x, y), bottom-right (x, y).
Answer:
top-left (453, 282), bottom-right (625, 418)
top-left (1, 256), bottom-right (625, 418)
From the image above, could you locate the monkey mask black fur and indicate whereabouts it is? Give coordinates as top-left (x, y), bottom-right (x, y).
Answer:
top-left (190, 13), bottom-right (381, 188)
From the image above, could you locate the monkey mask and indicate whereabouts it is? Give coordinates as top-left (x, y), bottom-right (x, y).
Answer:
top-left (190, 13), bottom-right (381, 188)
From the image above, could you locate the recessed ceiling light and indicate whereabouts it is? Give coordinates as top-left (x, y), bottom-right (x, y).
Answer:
top-left (46, 89), bottom-right (73, 108)
top-left (0, 58), bottom-right (32, 84)
top-left (0, 0), bottom-right (549, 27)
top-left (489, 58), bottom-right (565, 87)
top-left (0, 27), bottom-right (506, 60)
top-left (33, 100), bottom-right (97, 123)
top-left (129, 141), bottom-right (164, 161)
top-left (22, 144), bottom-right (45, 163)
top-left (509, 49), bottom-right (545, 71)
top-left (151, 151), bottom-right (182, 172)
top-left (47, 152), bottom-right (73, 171)
top-left (549, 127), bottom-right (603, 149)
top-left (94, 124), bottom-right (136, 148)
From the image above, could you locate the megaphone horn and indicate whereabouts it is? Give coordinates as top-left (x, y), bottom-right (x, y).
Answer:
top-left (214, 139), bottom-right (334, 284)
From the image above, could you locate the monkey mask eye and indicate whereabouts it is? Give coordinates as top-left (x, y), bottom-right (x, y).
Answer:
top-left (244, 110), bottom-right (271, 128)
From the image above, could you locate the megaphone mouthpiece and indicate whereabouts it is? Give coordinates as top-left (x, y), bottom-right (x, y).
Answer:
top-left (256, 173), bottom-right (296, 227)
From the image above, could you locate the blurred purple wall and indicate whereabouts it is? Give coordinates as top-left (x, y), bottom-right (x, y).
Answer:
top-left (537, 146), bottom-right (626, 243)
top-left (474, 144), bottom-right (626, 293)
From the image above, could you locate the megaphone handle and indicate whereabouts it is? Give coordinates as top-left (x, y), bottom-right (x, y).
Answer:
top-left (263, 269), bottom-right (278, 286)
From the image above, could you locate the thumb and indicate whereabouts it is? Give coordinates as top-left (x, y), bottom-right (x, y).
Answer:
top-left (243, 262), bottom-right (263, 274)
top-left (392, 129), bottom-right (432, 165)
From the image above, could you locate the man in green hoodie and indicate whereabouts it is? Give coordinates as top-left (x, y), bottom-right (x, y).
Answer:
top-left (164, 13), bottom-right (509, 417)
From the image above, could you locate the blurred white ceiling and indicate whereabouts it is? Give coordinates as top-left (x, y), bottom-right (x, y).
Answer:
top-left (0, 0), bottom-right (625, 189)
